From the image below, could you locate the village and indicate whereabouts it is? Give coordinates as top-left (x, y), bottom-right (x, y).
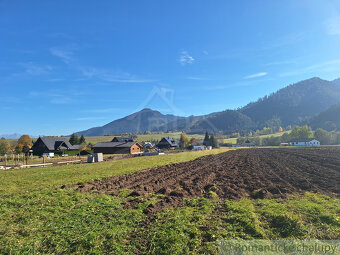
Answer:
top-left (0, 127), bottom-right (323, 170)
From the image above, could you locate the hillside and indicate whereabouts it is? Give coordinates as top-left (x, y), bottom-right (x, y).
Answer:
top-left (186, 110), bottom-right (255, 133)
top-left (309, 103), bottom-right (340, 131)
top-left (333, 78), bottom-right (340, 85)
top-left (77, 77), bottom-right (340, 136)
top-left (77, 108), bottom-right (184, 136)
top-left (240, 77), bottom-right (340, 127)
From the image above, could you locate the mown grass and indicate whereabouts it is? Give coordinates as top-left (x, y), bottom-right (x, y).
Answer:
top-left (0, 148), bottom-right (339, 254)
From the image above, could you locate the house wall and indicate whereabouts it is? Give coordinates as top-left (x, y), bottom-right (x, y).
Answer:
top-left (157, 142), bottom-right (170, 149)
top-left (32, 139), bottom-right (49, 155)
top-left (292, 142), bottom-right (307, 146)
top-left (292, 140), bottom-right (320, 146)
top-left (93, 147), bottom-right (131, 154)
top-left (130, 144), bottom-right (142, 154)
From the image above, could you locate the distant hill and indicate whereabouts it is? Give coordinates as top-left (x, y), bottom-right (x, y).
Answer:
top-left (156, 110), bottom-right (255, 134)
top-left (77, 108), bottom-right (185, 136)
top-left (240, 77), bottom-right (340, 127)
top-left (309, 103), bottom-right (340, 131)
top-left (77, 77), bottom-right (340, 136)
top-left (185, 110), bottom-right (255, 133)
top-left (333, 78), bottom-right (340, 85)
top-left (0, 133), bottom-right (22, 139)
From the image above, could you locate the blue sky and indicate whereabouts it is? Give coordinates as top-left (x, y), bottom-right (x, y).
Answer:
top-left (1, 0), bottom-right (340, 136)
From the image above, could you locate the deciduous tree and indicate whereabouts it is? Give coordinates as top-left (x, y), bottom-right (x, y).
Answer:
top-left (0, 138), bottom-right (11, 155)
top-left (179, 133), bottom-right (190, 148)
top-left (18, 135), bottom-right (32, 146)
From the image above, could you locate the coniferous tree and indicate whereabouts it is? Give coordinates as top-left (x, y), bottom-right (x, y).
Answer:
top-left (209, 135), bottom-right (218, 148)
top-left (69, 133), bottom-right (79, 145)
top-left (79, 135), bottom-right (86, 144)
top-left (203, 131), bottom-right (210, 146)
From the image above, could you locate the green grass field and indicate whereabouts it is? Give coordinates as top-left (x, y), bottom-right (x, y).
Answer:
top-left (84, 132), bottom-right (205, 144)
top-left (0, 148), bottom-right (339, 254)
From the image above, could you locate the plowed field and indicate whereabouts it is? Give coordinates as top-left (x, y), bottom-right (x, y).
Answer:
top-left (75, 148), bottom-right (340, 212)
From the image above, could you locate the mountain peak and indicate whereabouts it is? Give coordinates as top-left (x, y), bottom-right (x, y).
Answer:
top-left (76, 76), bottom-right (340, 136)
top-left (333, 78), bottom-right (340, 85)
top-left (140, 108), bottom-right (153, 112)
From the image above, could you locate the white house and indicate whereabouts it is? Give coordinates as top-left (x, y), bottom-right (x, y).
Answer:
top-left (289, 139), bottom-right (320, 147)
top-left (192, 145), bottom-right (205, 151)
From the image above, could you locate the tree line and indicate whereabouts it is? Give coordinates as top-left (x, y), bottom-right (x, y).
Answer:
top-left (0, 134), bottom-right (91, 155)
top-left (178, 131), bottom-right (219, 149)
top-left (0, 135), bottom-right (33, 155)
top-left (237, 125), bottom-right (340, 146)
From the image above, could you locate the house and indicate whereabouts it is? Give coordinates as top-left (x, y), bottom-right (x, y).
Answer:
top-left (111, 137), bottom-right (134, 143)
top-left (192, 145), bottom-right (205, 151)
top-left (289, 139), bottom-right (320, 146)
top-left (32, 137), bottom-right (77, 155)
top-left (93, 141), bottom-right (143, 154)
top-left (143, 142), bottom-right (155, 149)
top-left (156, 137), bottom-right (178, 149)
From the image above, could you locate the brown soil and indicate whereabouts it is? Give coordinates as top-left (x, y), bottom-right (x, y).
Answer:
top-left (74, 148), bottom-right (340, 213)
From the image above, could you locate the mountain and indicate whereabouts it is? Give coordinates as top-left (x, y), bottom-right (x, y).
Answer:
top-left (333, 78), bottom-right (340, 85)
top-left (0, 133), bottom-right (22, 139)
top-left (77, 108), bottom-right (185, 136)
top-left (309, 103), bottom-right (340, 131)
top-left (156, 110), bottom-right (255, 134)
top-left (184, 110), bottom-right (255, 134)
top-left (240, 77), bottom-right (340, 127)
top-left (76, 77), bottom-right (340, 136)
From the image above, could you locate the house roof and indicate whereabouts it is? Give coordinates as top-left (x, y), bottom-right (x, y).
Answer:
top-left (72, 144), bottom-right (82, 150)
top-left (159, 137), bottom-right (177, 145)
top-left (93, 141), bottom-right (142, 148)
top-left (38, 137), bottom-right (76, 150)
top-left (290, 139), bottom-right (318, 143)
top-left (111, 137), bottom-right (134, 142)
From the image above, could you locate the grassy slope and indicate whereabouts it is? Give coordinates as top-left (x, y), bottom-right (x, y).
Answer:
top-left (0, 148), bottom-right (339, 254)
top-left (84, 132), bottom-right (205, 144)
top-left (222, 131), bottom-right (292, 144)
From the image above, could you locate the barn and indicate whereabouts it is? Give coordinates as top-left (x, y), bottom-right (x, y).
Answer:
top-left (93, 141), bottom-right (143, 154)
top-left (32, 137), bottom-right (77, 155)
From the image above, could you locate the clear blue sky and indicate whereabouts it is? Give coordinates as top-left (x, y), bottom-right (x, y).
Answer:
top-left (1, 0), bottom-right (340, 136)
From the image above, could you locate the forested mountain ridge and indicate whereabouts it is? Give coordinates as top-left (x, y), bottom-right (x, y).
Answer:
top-left (309, 103), bottom-right (340, 131)
top-left (240, 77), bottom-right (340, 127)
top-left (77, 77), bottom-right (340, 136)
